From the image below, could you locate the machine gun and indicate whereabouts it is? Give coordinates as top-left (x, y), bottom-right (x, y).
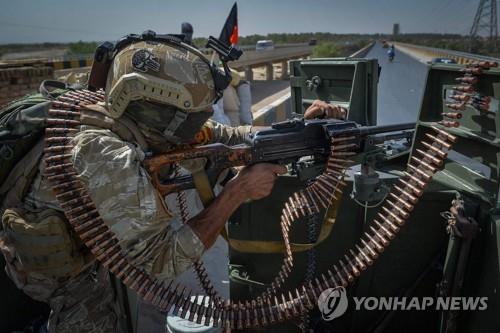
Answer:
top-left (144, 118), bottom-right (415, 197)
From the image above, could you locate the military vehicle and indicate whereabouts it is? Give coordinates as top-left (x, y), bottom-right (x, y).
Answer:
top-left (226, 57), bottom-right (499, 332)
top-left (1, 54), bottom-right (499, 333)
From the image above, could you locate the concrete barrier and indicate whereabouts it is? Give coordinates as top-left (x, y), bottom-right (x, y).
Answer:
top-left (0, 66), bottom-right (54, 106)
top-left (0, 45), bottom-right (312, 72)
top-left (349, 41), bottom-right (376, 58)
top-left (252, 92), bottom-right (292, 126)
top-left (230, 46), bottom-right (313, 70)
top-left (0, 58), bottom-right (93, 71)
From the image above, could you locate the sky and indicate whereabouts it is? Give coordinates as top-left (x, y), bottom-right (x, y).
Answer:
top-left (0, 0), bottom-right (480, 44)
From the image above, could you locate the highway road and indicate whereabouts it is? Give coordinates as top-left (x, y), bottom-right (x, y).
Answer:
top-left (230, 45), bottom-right (312, 70)
top-left (365, 42), bottom-right (428, 125)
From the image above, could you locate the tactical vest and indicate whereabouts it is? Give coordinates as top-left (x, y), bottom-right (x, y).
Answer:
top-left (0, 86), bottom-right (149, 300)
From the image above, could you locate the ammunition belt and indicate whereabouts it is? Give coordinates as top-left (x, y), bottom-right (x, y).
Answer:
top-left (173, 164), bottom-right (222, 301)
top-left (44, 83), bottom-right (465, 329)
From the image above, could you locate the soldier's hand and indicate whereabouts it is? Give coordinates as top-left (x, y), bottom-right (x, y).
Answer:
top-left (231, 163), bottom-right (287, 201)
top-left (304, 100), bottom-right (347, 120)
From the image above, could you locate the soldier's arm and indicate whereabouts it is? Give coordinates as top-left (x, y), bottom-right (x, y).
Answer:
top-left (202, 119), bottom-right (253, 145)
top-left (202, 101), bottom-right (346, 146)
top-left (188, 163), bottom-right (286, 248)
top-left (71, 129), bottom-right (205, 280)
top-left (70, 129), bottom-right (286, 280)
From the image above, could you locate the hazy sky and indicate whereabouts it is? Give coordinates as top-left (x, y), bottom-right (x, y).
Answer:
top-left (0, 0), bottom-right (479, 44)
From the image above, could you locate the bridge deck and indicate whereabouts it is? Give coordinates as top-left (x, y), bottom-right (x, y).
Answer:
top-left (365, 42), bottom-right (428, 125)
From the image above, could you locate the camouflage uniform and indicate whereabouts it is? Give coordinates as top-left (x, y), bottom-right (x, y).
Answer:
top-left (0, 118), bottom-right (250, 332)
top-left (1, 34), bottom-right (251, 332)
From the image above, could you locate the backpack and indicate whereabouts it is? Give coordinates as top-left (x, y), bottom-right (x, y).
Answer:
top-left (0, 81), bottom-right (70, 196)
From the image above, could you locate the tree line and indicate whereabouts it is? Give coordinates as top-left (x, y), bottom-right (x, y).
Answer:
top-left (1, 33), bottom-right (499, 60)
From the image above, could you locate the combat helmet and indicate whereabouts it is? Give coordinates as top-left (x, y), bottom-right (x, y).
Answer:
top-left (90, 30), bottom-right (238, 142)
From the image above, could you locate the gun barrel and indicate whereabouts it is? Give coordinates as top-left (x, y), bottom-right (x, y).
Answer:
top-left (358, 122), bottom-right (416, 136)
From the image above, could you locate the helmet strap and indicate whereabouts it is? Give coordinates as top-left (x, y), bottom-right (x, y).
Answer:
top-left (163, 110), bottom-right (188, 138)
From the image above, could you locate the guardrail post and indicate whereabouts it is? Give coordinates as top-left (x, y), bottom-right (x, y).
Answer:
top-left (280, 60), bottom-right (288, 79)
top-left (244, 66), bottom-right (253, 81)
top-left (266, 62), bottom-right (274, 81)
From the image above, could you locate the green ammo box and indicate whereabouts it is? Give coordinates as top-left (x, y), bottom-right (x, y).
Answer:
top-left (411, 63), bottom-right (500, 206)
top-left (289, 58), bottom-right (380, 126)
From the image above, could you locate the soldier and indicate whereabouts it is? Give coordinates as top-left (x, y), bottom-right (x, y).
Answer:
top-left (0, 34), bottom-right (345, 332)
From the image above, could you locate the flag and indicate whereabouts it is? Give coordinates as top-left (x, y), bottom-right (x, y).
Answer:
top-left (219, 2), bottom-right (238, 46)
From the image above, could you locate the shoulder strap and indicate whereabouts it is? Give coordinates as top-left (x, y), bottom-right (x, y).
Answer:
top-left (226, 194), bottom-right (342, 253)
top-left (39, 80), bottom-right (84, 99)
top-left (0, 139), bottom-right (44, 212)
top-left (0, 88), bottom-right (96, 211)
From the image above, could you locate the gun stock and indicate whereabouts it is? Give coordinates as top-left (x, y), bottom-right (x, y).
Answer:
top-left (144, 144), bottom-right (252, 197)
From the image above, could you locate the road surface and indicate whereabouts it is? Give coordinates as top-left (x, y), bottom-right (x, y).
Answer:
top-left (248, 41), bottom-right (430, 124)
top-left (365, 42), bottom-right (428, 125)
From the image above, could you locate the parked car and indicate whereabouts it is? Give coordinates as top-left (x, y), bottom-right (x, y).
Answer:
top-left (431, 57), bottom-right (457, 64)
top-left (256, 40), bottom-right (274, 51)
top-left (308, 38), bottom-right (317, 46)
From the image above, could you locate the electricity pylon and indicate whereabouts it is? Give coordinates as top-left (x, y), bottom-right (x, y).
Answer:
top-left (470, 0), bottom-right (498, 40)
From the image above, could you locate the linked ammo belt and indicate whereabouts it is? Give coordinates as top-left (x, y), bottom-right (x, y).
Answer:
top-left (43, 87), bottom-right (461, 329)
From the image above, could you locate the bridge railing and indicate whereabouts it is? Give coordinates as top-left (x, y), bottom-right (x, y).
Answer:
top-left (394, 42), bottom-right (500, 64)
top-left (230, 46), bottom-right (313, 70)
top-left (0, 44), bottom-right (313, 72)
top-left (349, 41), bottom-right (376, 58)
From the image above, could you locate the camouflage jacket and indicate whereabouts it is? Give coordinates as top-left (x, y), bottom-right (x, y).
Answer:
top-left (3, 119), bottom-right (251, 332)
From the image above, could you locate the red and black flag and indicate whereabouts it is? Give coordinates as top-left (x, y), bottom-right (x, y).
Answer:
top-left (219, 2), bottom-right (238, 46)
